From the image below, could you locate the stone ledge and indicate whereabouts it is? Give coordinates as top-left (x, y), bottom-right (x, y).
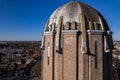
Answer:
top-left (44, 31), bottom-right (54, 35)
top-left (62, 30), bottom-right (79, 34)
top-left (87, 30), bottom-right (104, 35)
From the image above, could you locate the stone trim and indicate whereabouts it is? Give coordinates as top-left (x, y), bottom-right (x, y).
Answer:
top-left (55, 16), bottom-right (63, 53)
top-left (62, 30), bottom-right (79, 34)
top-left (105, 50), bottom-right (110, 53)
top-left (41, 19), bottom-right (50, 49)
top-left (80, 14), bottom-right (87, 54)
top-left (107, 30), bottom-right (113, 35)
top-left (87, 30), bottom-right (104, 35)
top-left (44, 31), bottom-right (54, 35)
top-left (44, 30), bottom-right (79, 35)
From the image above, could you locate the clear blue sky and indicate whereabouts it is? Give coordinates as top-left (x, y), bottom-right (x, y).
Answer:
top-left (0, 0), bottom-right (120, 41)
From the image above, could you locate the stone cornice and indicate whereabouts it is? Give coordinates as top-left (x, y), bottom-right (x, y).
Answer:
top-left (87, 30), bottom-right (104, 35)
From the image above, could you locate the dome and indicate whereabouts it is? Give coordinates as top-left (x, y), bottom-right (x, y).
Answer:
top-left (49, 1), bottom-right (99, 25)
top-left (45, 1), bottom-right (109, 31)
top-left (50, 1), bottom-right (99, 24)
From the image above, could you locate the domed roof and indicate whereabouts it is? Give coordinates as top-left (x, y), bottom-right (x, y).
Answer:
top-left (49, 1), bottom-right (100, 25)
top-left (41, 1), bottom-right (113, 51)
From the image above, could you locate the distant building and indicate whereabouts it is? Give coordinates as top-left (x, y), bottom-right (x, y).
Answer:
top-left (114, 41), bottom-right (120, 50)
top-left (0, 53), bottom-right (8, 63)
top-left (41, 1), bottom-right (113, 80)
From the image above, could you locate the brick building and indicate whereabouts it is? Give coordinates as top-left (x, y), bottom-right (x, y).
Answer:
top-left (41, 1), bottom-right (113, 80)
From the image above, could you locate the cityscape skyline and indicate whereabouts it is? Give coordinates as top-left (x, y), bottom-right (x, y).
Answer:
top-left (0, 0), bottom-right (120, 41)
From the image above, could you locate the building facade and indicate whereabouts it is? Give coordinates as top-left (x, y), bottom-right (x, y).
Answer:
top-left (41, 1), bottom-right (113, 80)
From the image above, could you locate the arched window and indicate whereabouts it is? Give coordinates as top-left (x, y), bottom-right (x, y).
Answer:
top-left (94, 39), bottom-right (98, 69)
top-left (47, 42), bottom-right (50, 65)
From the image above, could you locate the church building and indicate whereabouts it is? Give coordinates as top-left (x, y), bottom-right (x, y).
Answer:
top-left (41, 1), bottom-right (113, 80)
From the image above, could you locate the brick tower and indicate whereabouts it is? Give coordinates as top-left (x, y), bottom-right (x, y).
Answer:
top-left (41, 1), bottom-right (113, 80)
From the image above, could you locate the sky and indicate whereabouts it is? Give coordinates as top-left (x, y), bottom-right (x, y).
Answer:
top-left (0, 0), bottom-right (120, 41)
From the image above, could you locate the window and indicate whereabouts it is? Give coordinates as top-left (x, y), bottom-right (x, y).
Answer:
top-left (47, 42), bottom-right (50, 65)
top-left (94, 39), bottom-right (98, 69)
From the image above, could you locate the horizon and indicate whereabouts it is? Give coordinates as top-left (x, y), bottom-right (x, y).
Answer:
top-left (0, 0), bottom-right (120, 41)
top-left (0, 40), bottom-right (41, 42)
